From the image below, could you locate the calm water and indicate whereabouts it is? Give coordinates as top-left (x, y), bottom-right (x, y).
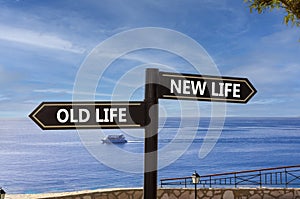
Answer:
top-left (0, 117), bottom-right (300, 194)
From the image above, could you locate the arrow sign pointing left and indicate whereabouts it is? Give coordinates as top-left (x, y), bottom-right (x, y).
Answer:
top-left (29, 101), bottom-right (146, 130)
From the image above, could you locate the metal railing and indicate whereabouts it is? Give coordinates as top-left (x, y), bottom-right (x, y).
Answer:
top-left (160, 165), bottom-right (300, 188)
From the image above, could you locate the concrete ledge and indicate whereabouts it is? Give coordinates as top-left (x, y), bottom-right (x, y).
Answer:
top-left (6, 187), bottom-right (300, 199)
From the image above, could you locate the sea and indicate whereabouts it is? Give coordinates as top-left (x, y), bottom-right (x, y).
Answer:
top-left (0, 117), bottom-right (300, 194)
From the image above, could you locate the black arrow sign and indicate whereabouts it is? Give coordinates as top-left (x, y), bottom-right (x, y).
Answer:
top-left (158, 72), bottom-right (256, 103)
top-left (29, 101), bottom-right (146, 130)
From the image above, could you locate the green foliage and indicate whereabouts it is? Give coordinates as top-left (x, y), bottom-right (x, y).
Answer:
top-left (244, 0), bottom-right (300, 27)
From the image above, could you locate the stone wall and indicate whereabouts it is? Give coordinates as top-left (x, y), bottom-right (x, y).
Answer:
top-left (6, 188), bottom-right (300, 199)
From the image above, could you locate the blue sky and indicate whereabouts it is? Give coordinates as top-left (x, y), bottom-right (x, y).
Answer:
top-left (0, 0), bottom-right (300, 118)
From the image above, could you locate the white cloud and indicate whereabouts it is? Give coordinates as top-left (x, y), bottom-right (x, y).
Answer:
top-left (0, 95), bottom-right (9, 102)
top-left (225, 29), bottom-right (300, 86)
top-left (250, 99), bottom-right (284, 105)
top-left (33, 88), bottom-right (114, 97)
top-left (0, 25), bottom-right (85, 53)
top-left (229, 62), bottom-right (300, 85)
top-left (261, 28), bottom-right (300, 45)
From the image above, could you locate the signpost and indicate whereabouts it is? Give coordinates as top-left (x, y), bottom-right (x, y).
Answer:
top-left (29, 68), bottom-right (256, 199)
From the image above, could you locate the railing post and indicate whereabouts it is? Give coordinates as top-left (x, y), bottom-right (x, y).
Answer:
top-left (209, 176), bottom-right (212, 188)
top-left (270, 173), bottom-right (273, 185)
top-left (184, 178), bottom-right (187, 188)
top-left (285, 168), bottom-right (288, 188)
top-left (259, 171), bottom-right (262, 188)
top-left (234, 173), bottom-right (237, 188)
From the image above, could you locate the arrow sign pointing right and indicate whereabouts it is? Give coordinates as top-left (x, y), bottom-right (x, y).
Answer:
top-left (158, 72), bottom-right (257, 103)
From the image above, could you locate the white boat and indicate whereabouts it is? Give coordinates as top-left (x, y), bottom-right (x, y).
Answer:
top-left (101, 134), bottom-right (127, 144)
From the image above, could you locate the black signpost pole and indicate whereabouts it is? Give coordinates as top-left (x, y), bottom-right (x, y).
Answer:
top-left (143, 68), bottom-right (159, 199)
